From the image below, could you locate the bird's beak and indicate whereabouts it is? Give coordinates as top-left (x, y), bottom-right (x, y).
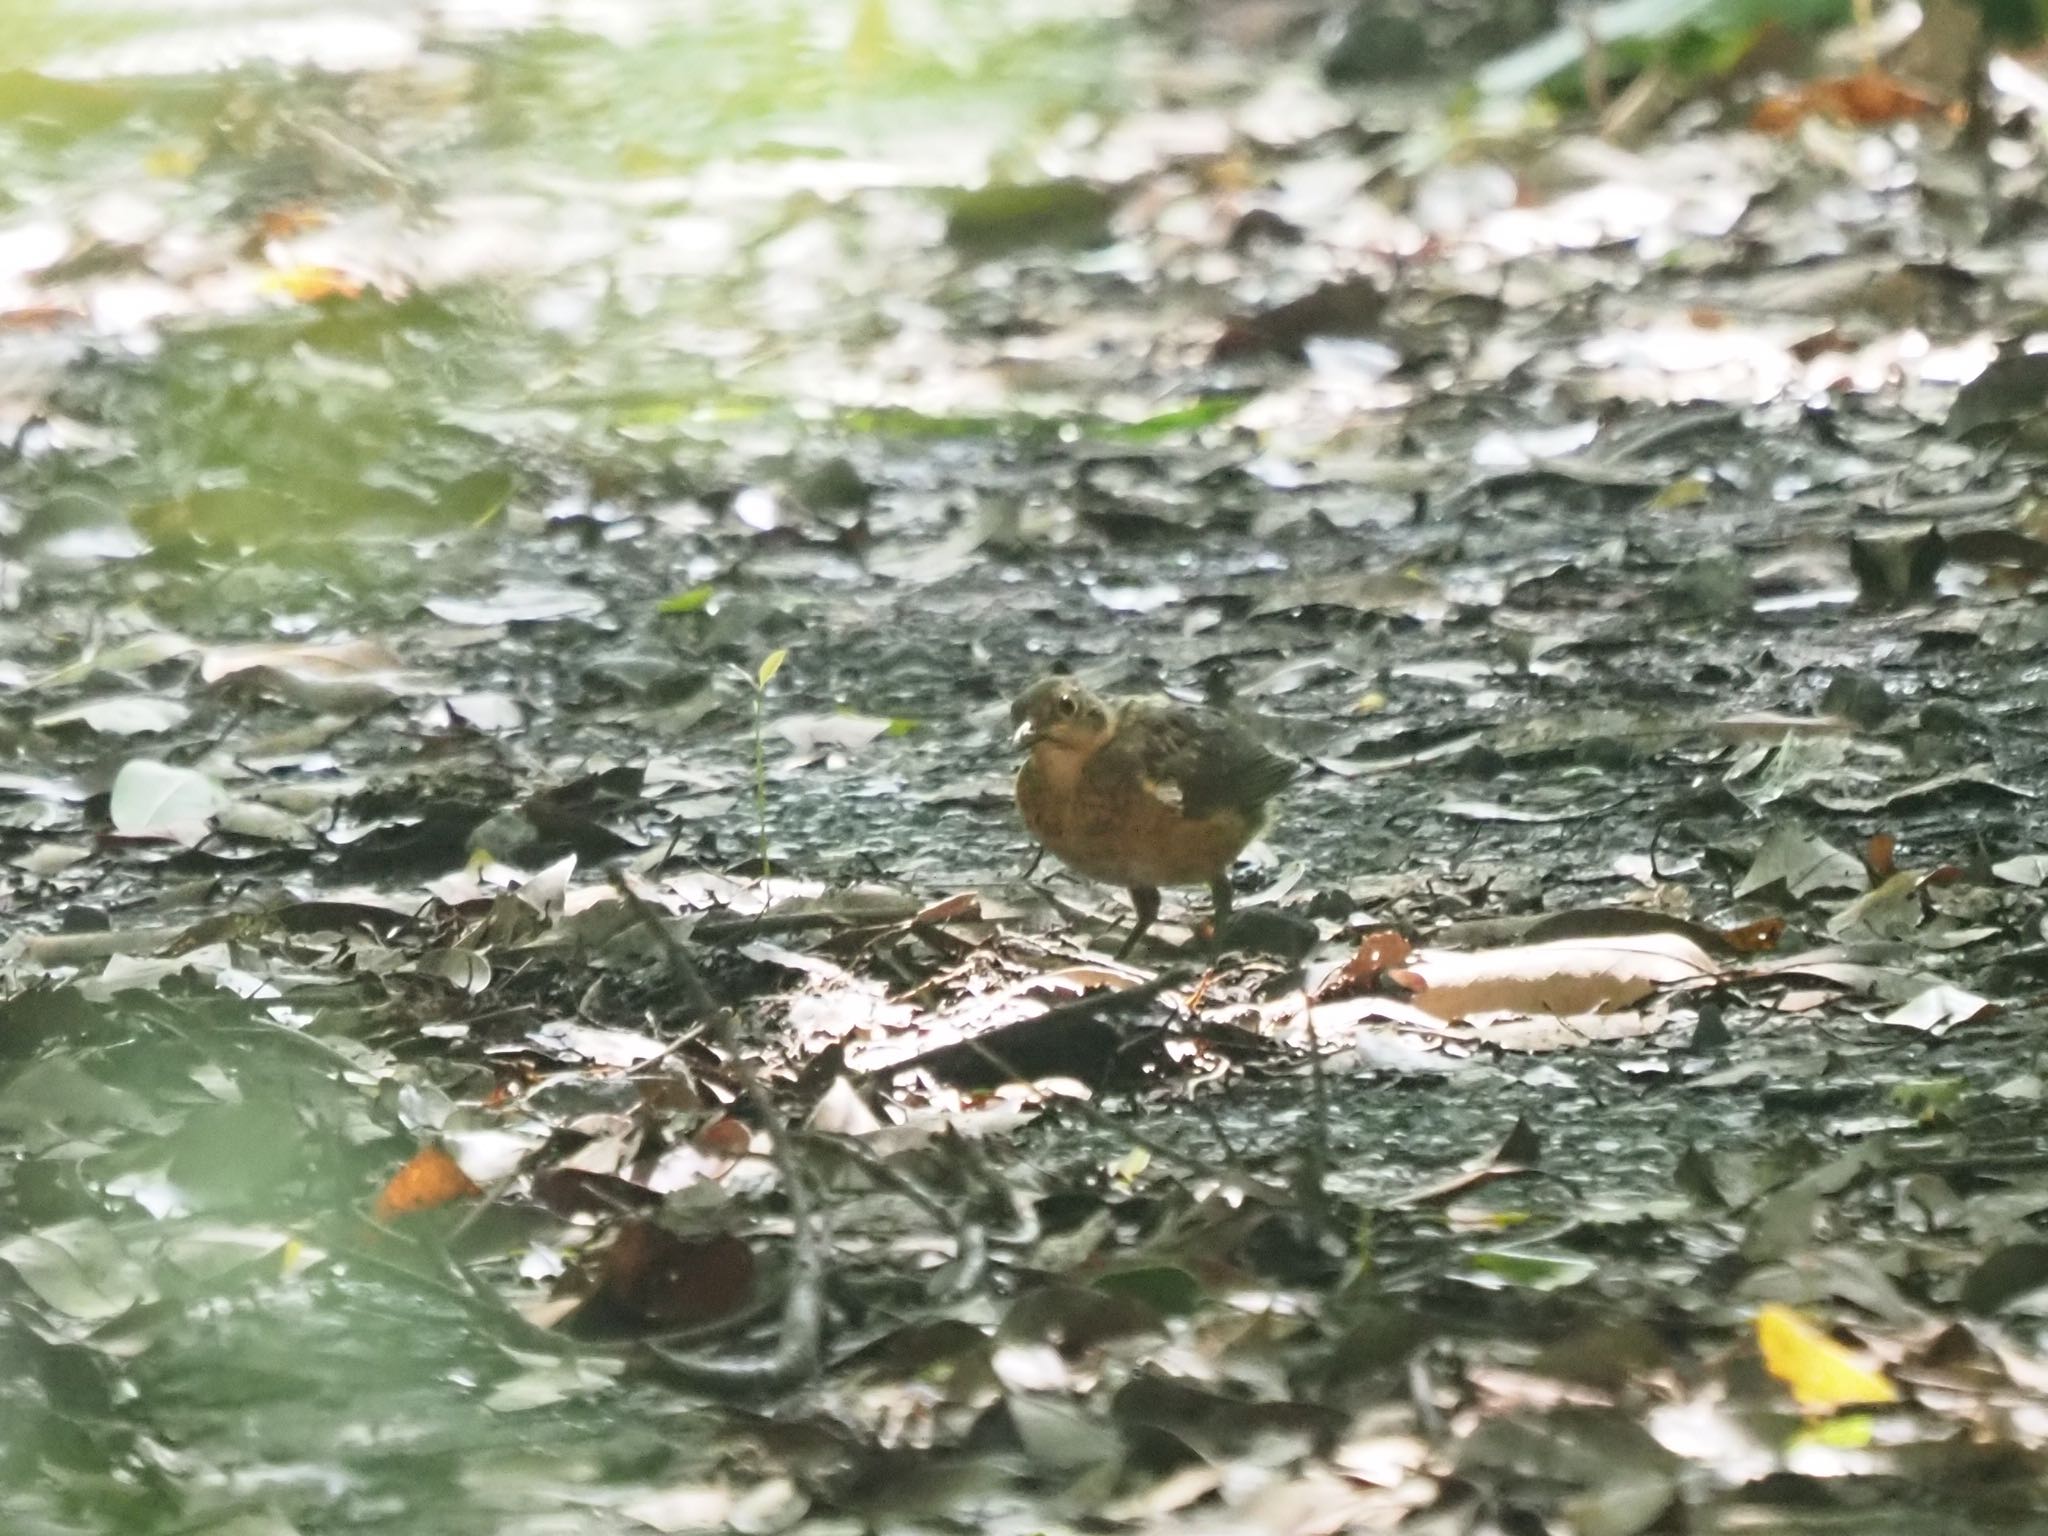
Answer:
top-left (1011, 719), bottom-right (1042, 750)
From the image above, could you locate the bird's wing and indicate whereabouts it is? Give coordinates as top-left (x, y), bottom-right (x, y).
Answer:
top-left (1110, 700), bottom-right (1296, 819)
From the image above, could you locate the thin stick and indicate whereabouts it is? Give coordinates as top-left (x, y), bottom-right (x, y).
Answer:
top-left (610, 874), bottom-right (827, 1392)
top-left (1298, 990), bottom-right (1333, 1240)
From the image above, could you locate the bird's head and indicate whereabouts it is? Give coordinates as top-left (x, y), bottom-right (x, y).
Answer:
top-left (1010, 676), bottom-right (1113, 754)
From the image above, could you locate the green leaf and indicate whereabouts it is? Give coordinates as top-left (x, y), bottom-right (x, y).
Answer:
top-left (1091, 1264), bottom-right (1204, 1315)
top-left (1103, 392), bottom-right (1251, 441)
top-left (658, 584), bottom-right (715, 614)
top-left (756, 648), bottom-right (788, 688)
top-left (1465, 1249), bottom-right (1597, 1291)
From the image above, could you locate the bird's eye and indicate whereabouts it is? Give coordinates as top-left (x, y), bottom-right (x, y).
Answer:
top-left (1057, 694), bottom-right (1077, 716)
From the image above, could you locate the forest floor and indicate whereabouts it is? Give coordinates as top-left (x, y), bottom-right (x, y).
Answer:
top-left (3, 2), bottom-right (2047, 1533)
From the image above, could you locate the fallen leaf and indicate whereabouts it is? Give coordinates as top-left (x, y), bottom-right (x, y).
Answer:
top-left (259, 263), bottom-right (364, 301)
top-left (1755, 1303), bottom-right (1899, 1412)
top-left (1390, 933), bottom-right (1718, 1021)
top-left (1313, 930), bottom-right (1414, 1001)
top-left (108, 759), bottom-right (228, 844)
top-left (36, 695), bottom-right (189, 735)
top-left (373, 1144), bottom-right (483, 1222)
top-left (1736, 828), bottom-right (1866, 900)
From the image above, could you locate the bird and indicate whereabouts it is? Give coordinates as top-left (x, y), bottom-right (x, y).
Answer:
top-left (1010, 675), bottom-right (1295, 957)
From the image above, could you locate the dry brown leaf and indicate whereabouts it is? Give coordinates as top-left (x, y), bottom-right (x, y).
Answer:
top-left (1720, 917), bottom-right (1785, 954)
top-left (199, 638), bottom-right (404, 683)
top-left (1751, 70), bottom-right (1946, 134)
top-left (1389, 933), bottom-right (1719, 1022)
top-left (571, 1220), bottom-right (755, 1333)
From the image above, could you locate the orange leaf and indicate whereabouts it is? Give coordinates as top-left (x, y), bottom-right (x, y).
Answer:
top-left (1864, 832), bottom-right (1896, 880)
top-left (0, 305), bottom-right (83, 331)
top-left (1825, 70), bottom-right (1937, 126)
top-left (253, 204), bottom-right (328, 242)
top-left (1719, 917), bottom-right (1784, 954)
top-left (1750, 94), bottom-right (1809, 134)
top-left (1314, 929), bottom-right (1415, 1002)
top-left (694, 1115), bottom-right (753, 1159)
top-left (373, 1144), bottom-right (482, 1222)
top-left (1756, 1304), bottom-right (1899, 1412)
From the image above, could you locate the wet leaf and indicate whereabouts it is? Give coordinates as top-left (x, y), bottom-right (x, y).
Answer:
top-left (1883, 984), bottom-right (1995, 1033)
top-left (944, 179), bottom-right (1114, 256)
top-left (1736, 828), bottom-right (1866, 900)
top-left (425, 584), bottom-right (605, 627)
top-left (572, 1221), bottom-right (755, 1334)
top-left (0, 1218), bottom-right (158, 1319)
top-left (1959, 1243), bottom-right (2048, 1315)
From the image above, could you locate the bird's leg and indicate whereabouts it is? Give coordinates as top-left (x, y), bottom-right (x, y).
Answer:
top-left (1021, 845), bottom-right (1045, 878)
top-left (1207, 875), bottom-right (1233, 949)
top-left (1116, 885), bottom-right (1161, 959)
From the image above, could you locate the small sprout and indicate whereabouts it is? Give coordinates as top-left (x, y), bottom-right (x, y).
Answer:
top-left (658, 584), bottom-right (715, 614)
top-left (749, 649), bottom-right (789, 879)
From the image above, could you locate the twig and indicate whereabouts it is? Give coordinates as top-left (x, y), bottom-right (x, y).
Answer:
top-left (339, 1224), bottom-right (576, 1355)
top-left (803, 1131), bottom-right (989, 1299)
top-left (1298, 991), bottom-right (1333, 1240)
top-left (688, 903), bottom-right (917, 944)
top-left (962, 1017), bottom-right (1296, 1207)
top-left (609, 874), bottom-right (827, 1393)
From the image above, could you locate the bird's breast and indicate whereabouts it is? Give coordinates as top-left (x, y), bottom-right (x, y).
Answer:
top-left (1017, 744), bottom-right (1259, 889)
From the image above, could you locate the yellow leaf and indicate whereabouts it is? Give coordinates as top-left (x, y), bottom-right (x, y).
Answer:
top-left (259, 264), bottom-right (363, 303)
top-left (1652, 475), bottom-right (1710, 510)
top-left (1796, 1413), bottom-right (1876, 1449)
top-left (1755, 1304), bottom-right (1898, 1411)
top-left (145, 145), bottom-right (197, 179)
top-left (757, 648), bottom-right (788, 688)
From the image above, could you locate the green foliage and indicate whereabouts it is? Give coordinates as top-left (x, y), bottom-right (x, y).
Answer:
top-left (1478, 0), bottom-right (1856, 100)
top-left (658, 585), bottom-right (717, 615)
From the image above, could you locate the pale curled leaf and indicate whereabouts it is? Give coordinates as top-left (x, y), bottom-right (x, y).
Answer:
top-left (108, 759), bottom-right (228, 843)
top-left (35, 694), bottom-right (189, 736)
